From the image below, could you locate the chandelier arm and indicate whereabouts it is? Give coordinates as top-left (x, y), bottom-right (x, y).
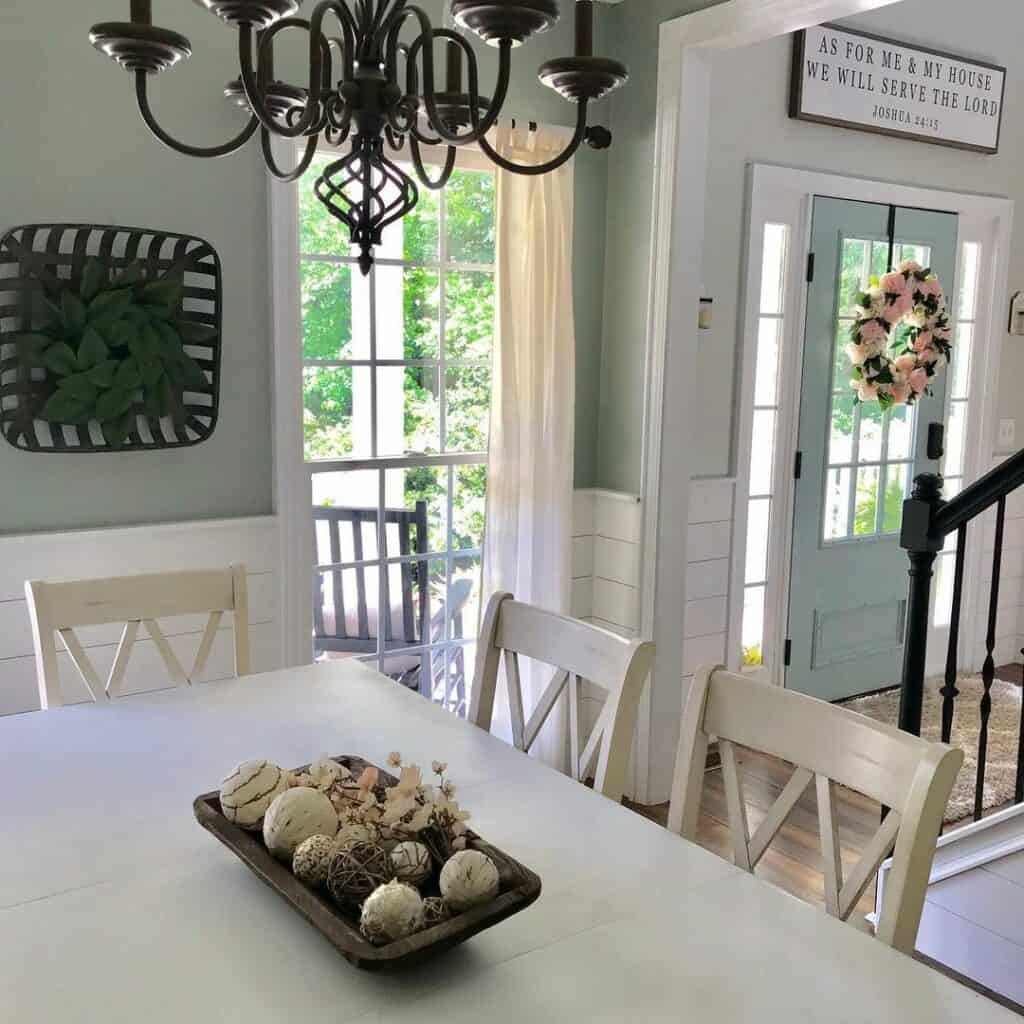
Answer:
top-left (261, 129), bottom-right (320, 183)
top-left (134, 71), bottom-right (258, 159)
top-left (386, 6), bottom-right (482, 146)
top-left (371, 0), bottom-right (405, 49)
top-left (238, 25), bottom-right (314, 138)
top-left (403, 29), bottom-right (512, 147)
top-left (477, 102), bottom-right (589, 177)
top-left (238, 2), bottom-right (353, 139)
top-left (325, 121), bottom-right (351, 146)
top-left (409, 136), bottom-right (457, 190)
top-left (385, 125), bottom-right (407, 152)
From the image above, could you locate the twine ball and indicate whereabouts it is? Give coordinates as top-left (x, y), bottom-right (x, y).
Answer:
top-left (326, 840), bottom-right (392, 910)
top-left (263, 788), bottom-right (339, 862)
top-left (360, 880), bottom-right (425, 945)
top-left (219, 760), bottom-right (289, 830)
top-left (422, 896), bottom-right (451, 928)
top-left (439, 850), bottom-right (500, 911)
top-left (389, 841), bottom-right (433, 887)
top-left (333, 822), bottom-right (378, 852)
top-left (292, 834), bottom-right (335, 886)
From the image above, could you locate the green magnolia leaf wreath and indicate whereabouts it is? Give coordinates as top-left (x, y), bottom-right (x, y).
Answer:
top-left (12, 258), bottom-right (214, 448)
top-left (847, 259), bottom-right (952, 409)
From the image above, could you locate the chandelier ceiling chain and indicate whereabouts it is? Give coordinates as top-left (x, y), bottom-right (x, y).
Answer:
top-left (90, 0), bottom-right (629, 273)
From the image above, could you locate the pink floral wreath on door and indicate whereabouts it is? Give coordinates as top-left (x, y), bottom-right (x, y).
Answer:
top-left (847, 259), bottom-right (952, 407)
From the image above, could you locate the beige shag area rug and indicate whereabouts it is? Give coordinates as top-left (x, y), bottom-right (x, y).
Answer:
top-left (846, 675), bottom-right (1022, 824)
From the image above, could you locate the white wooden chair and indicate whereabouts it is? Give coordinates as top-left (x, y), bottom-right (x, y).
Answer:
top-left (667, 665), bottom-right (963, 954)
top-left (468, 592), bottom-right (655, 804)
top-left (25, 565), bottom-right (250, 709)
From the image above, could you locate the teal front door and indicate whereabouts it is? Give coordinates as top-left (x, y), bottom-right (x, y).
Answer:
top-left (787, 198), bottom-right (957, 701)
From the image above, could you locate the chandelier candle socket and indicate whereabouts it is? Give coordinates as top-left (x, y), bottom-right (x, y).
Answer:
top-left (89, 0), bottom-right (628, 274)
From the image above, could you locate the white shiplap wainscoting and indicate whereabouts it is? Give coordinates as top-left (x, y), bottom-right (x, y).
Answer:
top-left (0, 517), bottom-right (281, 717)
top-left (572, 480), bottom-right (735, 801)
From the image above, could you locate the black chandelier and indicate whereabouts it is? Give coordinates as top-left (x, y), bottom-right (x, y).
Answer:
top-left (90, 1), bottom-right (628, 274)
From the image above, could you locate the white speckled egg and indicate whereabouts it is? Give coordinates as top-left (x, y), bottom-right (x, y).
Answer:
top-left (360, 881), bottom-right (424, 945)
top-left (292, 834), bottom-right (335, 885)
top-left (389, 841), bottom-right (432, 887)
top-left (263, 788), bottom-right (339, 861)
top-left (219, 760), bottom-right (289, 831)
top-left (439, 850), bottom-right (499, 911)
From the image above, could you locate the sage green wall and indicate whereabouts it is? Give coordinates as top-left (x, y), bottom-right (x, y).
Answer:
top-left (0, 2), bottom-right (273, 534)
top-left (595, 0), bottom-right (1024, 491)
top-left (0, 1), bottom-right (608, 533)
top-left (595, 0), bottom-right (726, 494)
top-left (703, 0), bottom-right (1024, 477)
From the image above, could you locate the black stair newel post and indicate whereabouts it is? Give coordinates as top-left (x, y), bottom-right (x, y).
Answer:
top-left (897, 472), bottom-right (945, 736)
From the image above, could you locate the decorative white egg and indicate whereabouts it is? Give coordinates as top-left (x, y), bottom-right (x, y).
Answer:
top-left (360, 880), bottom-right (425, 945)
top-left (390, 841), bottom-right (433, 887)
top-left (439, 849), bottom-right (500, 911)
top-left (292, 834), bottom-right (335, 885)
top-left (263, 787), bottom-right (339, 861)
top-left (219, 760), bottom-right (289, 831)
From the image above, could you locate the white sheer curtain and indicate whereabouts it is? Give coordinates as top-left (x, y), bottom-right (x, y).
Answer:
top-left (480, 124), bottom-right (576, 771)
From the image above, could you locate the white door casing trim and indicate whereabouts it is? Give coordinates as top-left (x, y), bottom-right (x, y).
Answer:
top-left (638, 0), bottom-right (911, 803)
top-left (729, 165), bottom-right (1013, 690)
top-left (268, 136), bottom-right (314, 670)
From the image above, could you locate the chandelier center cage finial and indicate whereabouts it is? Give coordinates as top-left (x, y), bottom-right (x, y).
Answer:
top-left (89, 0), bottom-right (629, 274)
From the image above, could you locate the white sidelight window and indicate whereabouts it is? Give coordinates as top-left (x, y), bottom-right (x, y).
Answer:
top-left (934, 241), bottom-right (982, 628)
top-left (741, 223), bottom-right (789, 670)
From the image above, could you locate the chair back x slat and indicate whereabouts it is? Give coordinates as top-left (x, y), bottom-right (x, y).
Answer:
top-left (667, 666), bottom-right (963, 953)
top-left (470, 593), bottom-right (655, 803)
top-left (25, 565), bottom-right (250, 710)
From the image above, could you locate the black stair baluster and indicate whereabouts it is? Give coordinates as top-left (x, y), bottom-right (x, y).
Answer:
top-left (1016, 649), bottom-right (1024, 806)
top-left (975, 496), bottom-right (1006, 822)
top-left (940, 524), bottom-right (967, 745)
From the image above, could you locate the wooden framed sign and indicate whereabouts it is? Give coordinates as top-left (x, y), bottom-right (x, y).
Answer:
top-left (791, 24), bottom-right (1005, 153)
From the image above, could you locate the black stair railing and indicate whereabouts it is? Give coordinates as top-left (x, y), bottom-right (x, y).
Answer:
top-left (898, 447), bottom-right (1024, 822)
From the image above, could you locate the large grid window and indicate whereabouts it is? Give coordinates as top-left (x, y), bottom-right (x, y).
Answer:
top-left (741, 223), bottom-right (789, 670)
top-left (299, 150), bottom-right (495, 717)
top-left (934, 241), bottom-right (981, 627)
top-left (822, 240), bottom-right (931, 543)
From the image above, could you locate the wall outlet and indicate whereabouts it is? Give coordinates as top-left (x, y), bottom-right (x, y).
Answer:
top-left (998, 419), bottom-right (1016, 449)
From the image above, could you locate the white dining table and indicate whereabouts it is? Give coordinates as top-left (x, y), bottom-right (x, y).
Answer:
top-left (0, 661), bottom-right (1014, 1023)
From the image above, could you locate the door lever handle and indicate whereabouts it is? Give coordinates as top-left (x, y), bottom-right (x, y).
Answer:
top-left (927, 422), bottom-right (945, 462)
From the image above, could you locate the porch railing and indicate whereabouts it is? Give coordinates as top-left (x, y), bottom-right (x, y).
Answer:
top-left (898, 448), bottom-right (1024, 821)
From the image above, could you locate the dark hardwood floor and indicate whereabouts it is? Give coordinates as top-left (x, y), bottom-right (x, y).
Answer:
top-left (995, 662), bottom-right (1024, 685)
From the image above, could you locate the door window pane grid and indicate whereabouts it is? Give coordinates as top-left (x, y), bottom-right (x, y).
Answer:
top-left (822, 237), bottom-right (929, 544)
top-left (742, 223), bottom-right (790, 669)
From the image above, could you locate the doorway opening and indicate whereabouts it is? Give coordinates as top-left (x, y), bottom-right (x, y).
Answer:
top-left (730, 165), bottom-right (1010, 696)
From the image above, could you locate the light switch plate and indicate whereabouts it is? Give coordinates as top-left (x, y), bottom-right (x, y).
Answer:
top-left (998, 419), bottom-right (1016, 449)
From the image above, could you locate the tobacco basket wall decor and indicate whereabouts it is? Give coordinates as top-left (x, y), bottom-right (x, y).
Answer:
top-left (0, 224), bottom-right (221, 453)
